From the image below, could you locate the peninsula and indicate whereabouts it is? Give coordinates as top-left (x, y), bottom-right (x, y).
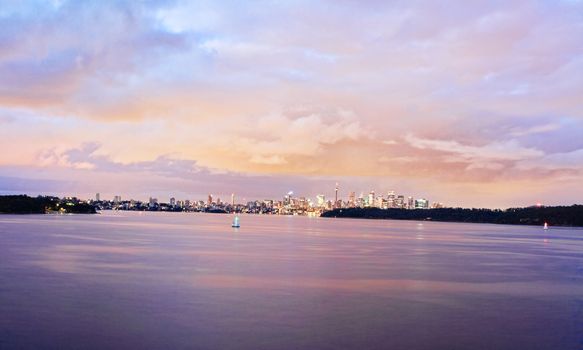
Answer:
top-left (321, 206), bottom-right (583, 227)
top-left (0, 195), bottom-right (97, 214)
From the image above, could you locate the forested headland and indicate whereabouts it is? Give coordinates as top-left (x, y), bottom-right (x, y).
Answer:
top-left (321, 206), bottom-right (583, 227)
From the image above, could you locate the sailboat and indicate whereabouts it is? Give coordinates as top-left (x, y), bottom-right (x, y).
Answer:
top-left (543, 222), bottom-right (548, 230)
top-left (232, 215), bottom-right (240, 228)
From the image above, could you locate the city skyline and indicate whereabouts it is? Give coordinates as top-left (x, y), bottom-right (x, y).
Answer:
top-left (2, 1), bottom-right (583, 208)
top-left (92, 186), bottom-right (438, 210)
top-left (86, 185), bottom-right (439, 216)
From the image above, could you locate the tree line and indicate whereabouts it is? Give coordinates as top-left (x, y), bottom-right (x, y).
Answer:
top-left (321, 206), bottom-right (583, 227)
top-left (0, 195), bottom-right (97, 214)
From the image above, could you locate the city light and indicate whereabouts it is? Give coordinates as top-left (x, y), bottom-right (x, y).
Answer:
top-left (91, 184), bottom-right (443, 216)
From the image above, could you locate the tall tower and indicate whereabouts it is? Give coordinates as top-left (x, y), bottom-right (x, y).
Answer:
top-left (348, 192), bottom-right (356, 207)
top-left (368, 190), bottom-right (375, 207)
top-left (231, 193), bottom-right (235, 207)
top-left (335, 183), bottom-right (339, 208)
top-left (387, 191), bottom-right (396, 208)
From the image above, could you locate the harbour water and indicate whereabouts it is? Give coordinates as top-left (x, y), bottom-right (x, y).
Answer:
top-left (1, 212), bottom-right (582, 349)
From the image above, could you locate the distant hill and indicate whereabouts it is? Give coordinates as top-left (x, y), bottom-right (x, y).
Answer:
top-left (321, 206), bottom-right (583, 227)
top-left (0, 195), bottom-right (97, 214)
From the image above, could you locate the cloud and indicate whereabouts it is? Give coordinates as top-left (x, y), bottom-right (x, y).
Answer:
top-left (38, 142), bottom-right (207, 177)
top-left (508, 123), bottom-right (561, 137)
top-left (405, 134), bottom-right (544, 163)
top-left (1, 0), bottom-right (583, 206)
top-left (220, 108), bottom-right (370, 163)
top-left (250, 155), bottom-right (287, 165)
top-left (517, 148), bottom-right (583, 172)
top-left (403, 134), bottom-right (548, 171)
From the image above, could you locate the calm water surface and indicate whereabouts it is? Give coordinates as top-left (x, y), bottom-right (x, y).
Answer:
top-left (1, 212), bottom-right (582, 349)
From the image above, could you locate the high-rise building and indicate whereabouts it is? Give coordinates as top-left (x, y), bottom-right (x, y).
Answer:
top-left (396, 195), bottom-right (405, 208)
top-left (358, 193), bottom-right (364, 208)
top-left (326, 200), bottom-right (333, 210)
top-left (376, 196), bottom-right (384, 209)
top-left (348, 192), bottom-right (356, 208)
top-left (387, 191), bottom-right (396, 208)
top-left (334, 183), bottom-right (339, 208)
top-left (415, 198), bottom-right (429, 209)
top-left (316, 194), bottom-right (325, 207)
top-left (95, 193), bottom-right (100, 202)
top-left (113, 195), bottom-right (121, 204)
top-left (407, 196), bottom-right (414, 209)
top-left (170, 197), bottom-right (176, 206)
top-left (231, 193), bottom-right (235, 206)
top-left (207, 194), bottom-right (213, 206)
top-left (284, 191), bottom-right (293, 206)
top-left (367, 191), bottom-right (375, 207)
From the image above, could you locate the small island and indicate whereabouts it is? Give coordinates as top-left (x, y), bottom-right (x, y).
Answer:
top-left (0, 195), bottom-right (97, 214)
top-left (321, 206), bottom-right (583, 227)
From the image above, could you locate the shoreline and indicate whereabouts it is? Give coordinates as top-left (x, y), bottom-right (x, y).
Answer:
top-left (321, 206), bottom-right (583, 228)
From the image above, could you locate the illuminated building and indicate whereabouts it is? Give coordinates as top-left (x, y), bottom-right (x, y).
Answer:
top-left (376, 196), bottom-right (385, 209)
top-left (387, 191), bottom-right (396, 208)
top-left (367, 191), bottom-right (375, 207)
top-left (357, 193), bottom-right (364, 208)
top-left (284, 191), bottom-right (293, 206)
top-left (396, 195), bottom-right (405, 208)
top-left (348, 192), bottom-right (356, 208)
top-left (415, 198), bottom-right (429, 209)
top-left (316, 194), bottom-right (326, 207)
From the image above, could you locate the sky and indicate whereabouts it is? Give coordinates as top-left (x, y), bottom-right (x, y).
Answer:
top-left (1, 0), bottom-right (583, 208)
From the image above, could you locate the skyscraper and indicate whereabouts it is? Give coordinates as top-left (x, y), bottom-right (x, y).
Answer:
top-left (367, 191), bottom-right (375, 207)
top-left (415, 198), bottom-right (429, 209)
top-left (95, 193), bottom-right (100, 201)
top-left (396, 195), bottom-right (405, 208)
top-left (348, 192), bottom-right (356, 208)
top-left (315, 195), bottom-right (324, 208)
top-left (387, 191), bottom-right (396, 208)
top-left (335, 183), bottom-right (339, 208)
top-left (284, 191), bottom-right (293, 206)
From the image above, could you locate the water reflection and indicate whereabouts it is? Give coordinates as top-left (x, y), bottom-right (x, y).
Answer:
top-left (1, 212), bottom-right (583, 350)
